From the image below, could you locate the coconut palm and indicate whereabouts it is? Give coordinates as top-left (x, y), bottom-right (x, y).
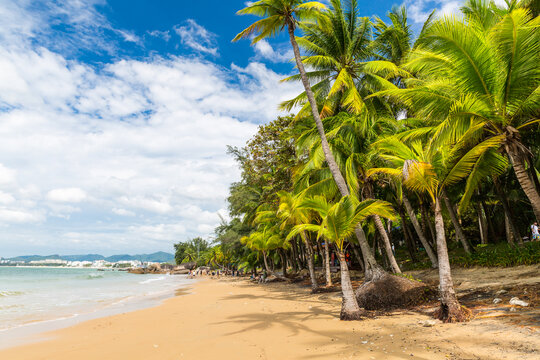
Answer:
top-left (378, 5), bottom-right (540, 221)
top-left (370, 134), bottom-right (504, 321)
top-left (277, 190), bottom-right (319, 290)
top-left (234, 0), bottom-right (388, 281)
top-left (288, 195), bottom-right (395, 319)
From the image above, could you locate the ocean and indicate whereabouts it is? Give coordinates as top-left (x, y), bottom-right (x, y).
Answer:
top-left (0, 266), bottom-right (193, 348)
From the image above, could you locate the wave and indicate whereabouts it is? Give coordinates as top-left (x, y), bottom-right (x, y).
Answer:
top-left (139, 276), bottom-right (165, 284)
top-left (0, 290), bottom-right (25, 297)
top-left (86, 273), bottom-right (104, 279)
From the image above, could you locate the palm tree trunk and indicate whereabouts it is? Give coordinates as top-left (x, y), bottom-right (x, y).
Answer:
top-left (402, 195), bottom-right (438, 268)
top-left (279, 249), bottom-right (287, 276)
top-left (434, 198), bottom-right (467, 322)
top-left (373, 215), bottom-right (401, 273)
top-left (290, 240), bottom-right (299, 272)
top-left (506, 148), bottom-right (540, 222)
top-left (287, 23), bottom-right (385, 282)
top-left (337, 250), bottom-right (363, 320)
top-left (324, 240), bottom-right (332, 286)
top-left (351, 244), bottom-right (365, 272)
top-left (504, 213), bottom-right (514, 245)
top-left (477, 202), bottom-right (489, 244)
top-left (494, 180), bottom-right (522, 244)
top-left (398, 207), bottom-right (418, 262)
top-left (421, 202), bottom-right (437, 247)
top-left (262, 251), bottom-right (271, 274)
top-left (303, 235), bottom-right (319, 291)
top-left (442, 189), bottom-right (472, 254)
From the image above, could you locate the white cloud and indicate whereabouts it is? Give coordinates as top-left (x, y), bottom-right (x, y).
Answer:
top-left (148, 30), bottom-right (171, 42)
top-left (46, 188), bottom-right (88, 203)
top-left (0, 0), bottom-right (303, 256)
top-left (253, 40), bottom-right (293, 63)
top-left (405, 0), bottom-right (465, 24)
top-left (174, 19), bottom-right (219, 56)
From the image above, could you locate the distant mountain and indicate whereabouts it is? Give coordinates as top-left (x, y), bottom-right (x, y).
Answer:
top-left (62, 254), bottom-right (105, 262)
top-left (6, 252), bottom-right (174, 263)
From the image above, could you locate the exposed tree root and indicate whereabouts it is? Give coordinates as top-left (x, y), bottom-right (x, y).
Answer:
top-left (434, 303), bottom-right (472, 323)
top-left (355, 273), bottom-right (437, 310)
top-left (340, 308), bottom-right (366, 321)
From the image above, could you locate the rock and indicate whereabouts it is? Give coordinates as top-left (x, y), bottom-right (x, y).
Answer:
top-left (172, 269), bottom-right (190, 275)
top-left (509, 297), bottom-right (529, 307)
top-left (510, 307), bottom-right (517, 312)
top-left (495, 289), bottom-right (507, 295)
top-left (419, 319), bottom-right (440, 327)
top-left (493, 298), bottom-right (502, 304)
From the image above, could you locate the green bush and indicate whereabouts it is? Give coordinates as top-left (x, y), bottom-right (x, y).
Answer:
top-left (452, 242), bottom-right (540, 267)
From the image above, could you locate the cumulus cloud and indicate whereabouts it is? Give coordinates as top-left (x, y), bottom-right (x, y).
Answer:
top-left (174, 19), bottom-right (219, 56)
top-left (0, 0), bottom-right (303, 256)
top-left (253, 40), bottom-right (293, 63)
top-left (46, 188), bottom-right (88, 203)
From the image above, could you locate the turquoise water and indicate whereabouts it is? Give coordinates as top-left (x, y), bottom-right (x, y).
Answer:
top-left (0, 267), bottom-right (191, 333)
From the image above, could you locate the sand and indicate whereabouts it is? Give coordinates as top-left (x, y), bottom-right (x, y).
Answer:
top-left (1, 267), bottom-right (539, 360)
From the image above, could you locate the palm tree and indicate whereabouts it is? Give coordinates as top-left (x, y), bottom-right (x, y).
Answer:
top-left (277, 190), bottom-right (319, 290)
top-left (294, 112), bottom-right (403, 273)
top-left (288, 195), bottom-right (395, 319)
top-left (234, 0), bottom-right (388, 281)
top-left (370, 135), bottom-right (496, 321)
top-left (279, 0), bottom-right (373, 118)
top-left (379, 5), bottom-right (540, 221)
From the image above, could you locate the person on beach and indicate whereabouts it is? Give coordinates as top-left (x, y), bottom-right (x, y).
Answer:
top-left (531, 222), bottom-right (539, 241)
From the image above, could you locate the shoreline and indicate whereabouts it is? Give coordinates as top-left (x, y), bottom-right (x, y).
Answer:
top-left (0, 275), bottom-right (196, 350)
top-left (1, 272), bottom-right (538, 360)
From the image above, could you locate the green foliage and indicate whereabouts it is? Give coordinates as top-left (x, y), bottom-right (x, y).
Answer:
top-left (452, 242), bottom-right (540, 267)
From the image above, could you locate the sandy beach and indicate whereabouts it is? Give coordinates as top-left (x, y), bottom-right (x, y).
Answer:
top-left (1, 266), bottom-right (539, 360)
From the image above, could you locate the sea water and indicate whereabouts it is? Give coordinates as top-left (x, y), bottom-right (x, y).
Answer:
top-left (0, 267), bottom-right (193, 347)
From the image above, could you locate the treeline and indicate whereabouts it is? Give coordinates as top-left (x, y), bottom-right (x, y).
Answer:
top-left (179, 0), bottom-right (540, 322)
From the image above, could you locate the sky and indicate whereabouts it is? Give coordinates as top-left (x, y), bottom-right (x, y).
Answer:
top-left (0, 0), bottom-right (474, 257)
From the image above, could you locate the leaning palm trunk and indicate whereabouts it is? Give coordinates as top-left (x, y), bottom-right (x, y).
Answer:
top-left (441, 189), bottom-right (472, 254)
top-left (337, 250), bottom-right (364, 320)
top-left (402, 195), bottom-right (438, 268)
top-left (262, 251), bottom-right (271, 275)
top-left (373, 215), bottom-right (401, 273)
top-left (506, 148), bottom-right (540, 223)
top-left (433, 198), bottom-right (469, 322)
top-left (286, 22), bottom-right (385, 282)
top-left (324, 240), bottom-right (332, 286)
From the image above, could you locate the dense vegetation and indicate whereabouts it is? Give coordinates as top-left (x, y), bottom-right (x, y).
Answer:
top-left (175, 0), bottom-right (539, 322)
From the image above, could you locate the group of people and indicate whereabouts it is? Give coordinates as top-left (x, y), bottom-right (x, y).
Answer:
top-left (188, 268), bottom-right (244, 278)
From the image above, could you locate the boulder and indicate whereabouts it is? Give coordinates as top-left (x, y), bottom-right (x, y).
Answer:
top-left (493, 298), bottom-right (502, 304)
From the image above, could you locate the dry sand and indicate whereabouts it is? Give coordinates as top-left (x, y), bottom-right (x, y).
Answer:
top-left (1, 266), bottom-right (539, 360)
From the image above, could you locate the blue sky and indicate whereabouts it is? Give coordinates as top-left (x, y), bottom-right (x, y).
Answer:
top-left (0, 0), bottom-right (469, 257)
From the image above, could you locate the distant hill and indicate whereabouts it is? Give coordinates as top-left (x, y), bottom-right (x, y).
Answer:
top-left (6, 252), bottom-right (174, 263)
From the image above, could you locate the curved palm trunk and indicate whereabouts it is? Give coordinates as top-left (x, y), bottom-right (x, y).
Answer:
top-left (507, 148), bottom-right (540, 222)
top-left (337, 250), bottom-right (364, 320)
top-left (373, 215), bottom-right (401, 273)
top-left (441, 189), bottom-right (472, 254)
top-left (324, 240), bottom-right (332, 286)
top-left (402, 195), bottom-right (438, 268)
top-left (434, 198), bottom-right (467, 322)
top-left (262, 250), bottom-right (271, 274)
top-left (286, 23), bottom-right (385, 282)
